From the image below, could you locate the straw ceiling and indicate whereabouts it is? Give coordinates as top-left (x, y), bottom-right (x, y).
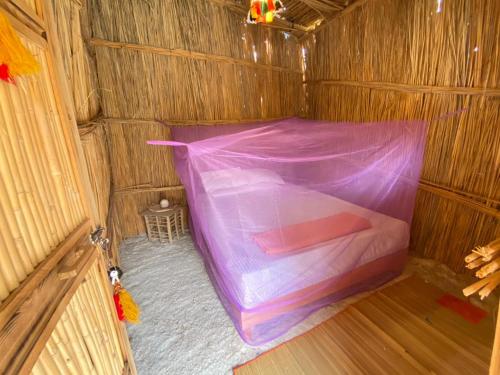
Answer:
top-left (215, 0), bottom-right (352, 31)
top-left (281, 0), bottom-right (349, 27)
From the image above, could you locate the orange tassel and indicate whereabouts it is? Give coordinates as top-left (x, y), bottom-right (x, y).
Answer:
top-left (0, 10), bottom-right (39, 83)
top-left (114, 283), bottom-right (141, 324)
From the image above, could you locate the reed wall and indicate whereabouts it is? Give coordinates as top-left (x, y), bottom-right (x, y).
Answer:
top-left (51, 0), bottom-right (100, 122)
top-left (89, 0), bottom-right (303, 237)
top-left (303, 0), bottom-right (500, 272)
top-left (52, 0), bottom-right (122, 257)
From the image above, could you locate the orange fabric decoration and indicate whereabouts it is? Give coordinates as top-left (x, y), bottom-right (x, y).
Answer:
top-left (0, 10), bottom-right (40, 84)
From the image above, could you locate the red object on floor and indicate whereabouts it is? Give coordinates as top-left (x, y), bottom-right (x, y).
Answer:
top-left (437, 293), bottom-right (487, 324)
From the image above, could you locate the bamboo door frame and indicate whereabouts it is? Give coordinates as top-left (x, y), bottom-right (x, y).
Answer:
top-left (0, 0), bottom-right (135, 373)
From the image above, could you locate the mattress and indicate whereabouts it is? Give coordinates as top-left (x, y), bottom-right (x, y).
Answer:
top-left (201, 183), bottom-right (409, 309)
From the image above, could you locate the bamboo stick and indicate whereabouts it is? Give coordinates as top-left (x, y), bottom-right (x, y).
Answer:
top-left (52, 321), bottom-right (81, 375)
top-left (465, 252), bottom-right (482, 263)
top-left (476, 258), bottom-right (500, 279)
top-left (45, 336), bottom-right (70, 374)
top-left (463, 277), bottom-right (493, 297)
top-left (79, 275), bottom-right (119, 375)
top-left (35, 349), bottom-right (59, 375)
top-left (29, 77), bottom-right (76, 232)
top-left (478, 273), bottom-right (500, 300)
top-left (37, 56), bottom-right (83, 226)
top-left (5, 79), bottom-right (55, 257)
top-left (21, 77), bottom-right (68, 243)
top-left (71, 290), bottom-right (108, 374)
top-left (88, 264), bottom-right (124, 362)
top-left (103, 116), bottom-right (292, 126)
top-left (466, 257), bottom-right (487, 269)
top-left (90, 38), bottom-right (302, 75)
top-left (0, 86), bottom-right (44, 265)
top-left (305, 80), bottom-right (500, 97)
top-left (62, 305), bottom-right (94, 375)
top-left (0, 224), bottom-right (21, 299)
top-left (0, 204), bottom-right (32, 281)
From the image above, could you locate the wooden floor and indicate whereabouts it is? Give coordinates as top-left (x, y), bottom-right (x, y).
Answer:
top-left (234, 276), bottom-right (494, 374)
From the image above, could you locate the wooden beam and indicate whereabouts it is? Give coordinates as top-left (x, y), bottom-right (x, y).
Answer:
top-left (305, 79), bottom-right (500, 97)
top-left (0, 2), bottom-right (47, 47)
top-left (101, 116), bottom-right (292, 126)
top-left (0, 220), bottom-right (90, 330)
top-left (418, 182), bottom-right (500, 218)
top-left (114, 185), bottom-right (185, 195)
top-left (296, 0), bottom-right (327, 20)
top-left (300, 0), bottom-right (369, 36)
top-left (15, 243), bottom-right (98, 375)
top-left (90, 38), bottom-right (302, 74)
top-left (0, 222), bottom-right (96, 374)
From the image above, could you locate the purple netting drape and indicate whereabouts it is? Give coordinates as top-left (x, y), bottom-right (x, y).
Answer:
top-left (149, 118), bottom-right (428, 345)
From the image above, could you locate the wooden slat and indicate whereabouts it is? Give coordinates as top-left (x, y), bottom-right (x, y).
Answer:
top-left (15, 243), bottom-right (98, 374)
top-left (304, 79), bottom-right (500, 97)
top-left (0, 0), bottom-right (46, 46)
top-left (102, 116), bottom-right (292, 127)
top-left (0, 230), bottom-right (97, 374)
top-left (90, 38), bottom-right (303, 75)
top-left (114, 185), bottom-right (184, 195)
top-left (301, 0), bottom-right (370, 36)
top-left (0, 219), bottom-right (90, 330)
top-left (234, 276), bottom-right (492, 374)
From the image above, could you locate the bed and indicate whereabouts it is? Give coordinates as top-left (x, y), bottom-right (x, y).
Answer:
top-left (198, 168), bottom-right (409, 343)
top-left (153, 118), bottom-right (427, 344)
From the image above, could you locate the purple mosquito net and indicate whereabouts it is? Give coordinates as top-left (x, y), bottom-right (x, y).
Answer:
top-left (149, 118), bottom-right (428, 345)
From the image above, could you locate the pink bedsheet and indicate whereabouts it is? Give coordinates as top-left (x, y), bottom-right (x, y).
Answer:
top-left (253, 212), bottom-right (372, 255)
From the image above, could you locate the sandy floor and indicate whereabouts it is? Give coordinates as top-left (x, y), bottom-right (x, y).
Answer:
top-left (120, 234), bottom-right (498, 375)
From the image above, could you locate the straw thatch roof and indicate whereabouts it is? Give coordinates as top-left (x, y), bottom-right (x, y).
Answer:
top-left (281, 0), bottom-right (349, 27)
top-left (212, 0), bottom-right (354, 33)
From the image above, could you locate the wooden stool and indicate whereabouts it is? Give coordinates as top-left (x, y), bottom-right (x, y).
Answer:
top-left (142, 205), bottom-right (186, 243)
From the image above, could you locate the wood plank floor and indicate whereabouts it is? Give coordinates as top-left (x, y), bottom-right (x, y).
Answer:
top-left (234, 276), bottom-right (494, 375)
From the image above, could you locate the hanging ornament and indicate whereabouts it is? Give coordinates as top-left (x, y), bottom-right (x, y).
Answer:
top-left (108, 266), bottom-right (141, 324)
top-left (0, 10), bottom-right (40, 84)
top-left (247, 0), bottom-right (284, 24)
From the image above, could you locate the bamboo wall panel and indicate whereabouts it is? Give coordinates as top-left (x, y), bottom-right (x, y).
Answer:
top-left (304, 0), bottom-right (500, 272)
top-left (52, 0), bottom-right (100, 122)
top-left (31, 261), bottom-right (124, 375)
top-left (90, 0), bottom-right (302, 239)
top-left (0, 38), bottom-right (86, 302)
top-left (79, 125), bottom-right (111, 228)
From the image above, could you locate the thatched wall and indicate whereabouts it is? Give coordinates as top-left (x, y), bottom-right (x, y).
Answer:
top-left (89, 0), bottom-right (303, 237)
top-left (303, 0), bottom-right (500, 272)
top-left (52, 0), bottom-right (100, 122)
top-left (52, 0), bottom-right (124, 259)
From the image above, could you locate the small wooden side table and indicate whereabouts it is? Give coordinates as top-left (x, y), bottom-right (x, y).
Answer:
top-left (142, 206), bottom-right (186, 243)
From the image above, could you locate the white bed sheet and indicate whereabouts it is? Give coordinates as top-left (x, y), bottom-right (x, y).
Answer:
top-left (200, 183), bottom-right (409, 308)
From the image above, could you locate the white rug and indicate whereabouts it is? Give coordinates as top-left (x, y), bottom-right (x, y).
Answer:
top-left (119, 235), bottom-right (493, 375)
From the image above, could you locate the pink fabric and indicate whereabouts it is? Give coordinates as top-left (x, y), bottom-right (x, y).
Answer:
top-left (253, 212), bottom-right (372, 254)
top-left (149, 117), bottom-right (428, 345)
